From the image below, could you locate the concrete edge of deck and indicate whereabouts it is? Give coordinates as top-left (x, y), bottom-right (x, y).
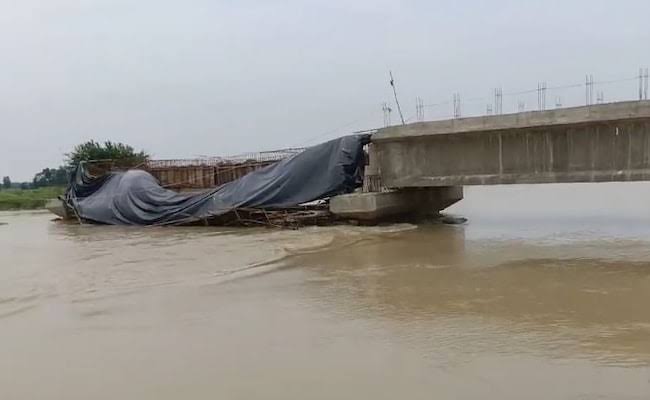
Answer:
top-left (373, 100), bottom-right (650, 141)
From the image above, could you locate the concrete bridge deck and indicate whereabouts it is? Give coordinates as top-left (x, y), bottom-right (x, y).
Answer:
top-left (372, 100), bottom-right (650, 187)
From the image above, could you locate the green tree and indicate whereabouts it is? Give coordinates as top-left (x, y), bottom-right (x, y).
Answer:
top-left (2, 176), bottom-right (10, 189)
top-left (66, 140), bottom-right (149, 167)
top-left (33, 167), bottom-right (69, 188)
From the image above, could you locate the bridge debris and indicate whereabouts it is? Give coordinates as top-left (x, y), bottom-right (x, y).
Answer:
top-left (59, 135), bottom-right (370, 226)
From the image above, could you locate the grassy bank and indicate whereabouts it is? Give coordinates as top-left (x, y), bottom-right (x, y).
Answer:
top-left (0, 187), bottom-right (65, 211)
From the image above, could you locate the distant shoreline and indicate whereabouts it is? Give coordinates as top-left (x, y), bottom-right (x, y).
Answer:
top-left (0, 187), bottom-right (65, 211)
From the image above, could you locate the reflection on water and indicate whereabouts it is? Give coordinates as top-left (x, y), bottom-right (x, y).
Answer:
top-left (1, 183), bottom-right (650, 399)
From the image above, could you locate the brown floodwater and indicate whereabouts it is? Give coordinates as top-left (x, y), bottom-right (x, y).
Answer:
top-left (1, 183), bottom-right (650, 399)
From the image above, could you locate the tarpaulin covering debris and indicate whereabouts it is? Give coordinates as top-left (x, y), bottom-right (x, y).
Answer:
top-left (65, 135), bottom-right (370, 225)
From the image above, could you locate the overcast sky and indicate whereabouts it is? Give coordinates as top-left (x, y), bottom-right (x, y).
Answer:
top-left (1, 0), bottom-right (649, 181)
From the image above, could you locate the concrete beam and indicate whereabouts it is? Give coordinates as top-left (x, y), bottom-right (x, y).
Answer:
top-left (371, 101), bottom-right (650, 187)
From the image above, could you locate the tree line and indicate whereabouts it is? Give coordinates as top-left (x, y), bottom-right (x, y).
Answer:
top-left (1, 141), bottom-right (149, 190)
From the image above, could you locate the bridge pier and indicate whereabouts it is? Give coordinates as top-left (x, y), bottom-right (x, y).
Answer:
top-left (330, 186), bottom-right (463, 221)
top-left (330, 142), bottom-right (463, 222)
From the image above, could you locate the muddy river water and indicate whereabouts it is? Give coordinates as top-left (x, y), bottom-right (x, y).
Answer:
top-left (1, 183), bottom-right (650, 399)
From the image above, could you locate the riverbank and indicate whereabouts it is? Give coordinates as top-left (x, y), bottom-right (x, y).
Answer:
top-left (0, 187), bottom-right (64, 210)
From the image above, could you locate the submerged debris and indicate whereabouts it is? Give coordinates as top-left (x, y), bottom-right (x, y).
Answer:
top-left (440, 215), bottom-right (468, 225)
top-left (200, 206), bottom-right (338, 229)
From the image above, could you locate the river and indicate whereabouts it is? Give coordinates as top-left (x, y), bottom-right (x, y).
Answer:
top-left (1, 183), bottom-right (650, 399)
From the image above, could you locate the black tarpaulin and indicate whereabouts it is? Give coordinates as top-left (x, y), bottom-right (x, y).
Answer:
top-left (65, 134), bottom-right (370, 225)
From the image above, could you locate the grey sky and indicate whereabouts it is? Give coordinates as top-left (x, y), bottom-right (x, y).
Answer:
top-left (1, 0), bottom-right (649, 181)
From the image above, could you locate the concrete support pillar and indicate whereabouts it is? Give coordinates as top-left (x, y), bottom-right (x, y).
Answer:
top-left (362, 144), bottom-right (382, 193)
top-left (330, 186), bottom-right (463, 221)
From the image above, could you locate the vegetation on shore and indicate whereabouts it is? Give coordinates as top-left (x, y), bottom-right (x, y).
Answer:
top-left (0, 187), bottom-right (65, 211)
top-left (1, 140), bottom-right (149, 211)
top-left (66, 140), bottom-right (149, 167)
